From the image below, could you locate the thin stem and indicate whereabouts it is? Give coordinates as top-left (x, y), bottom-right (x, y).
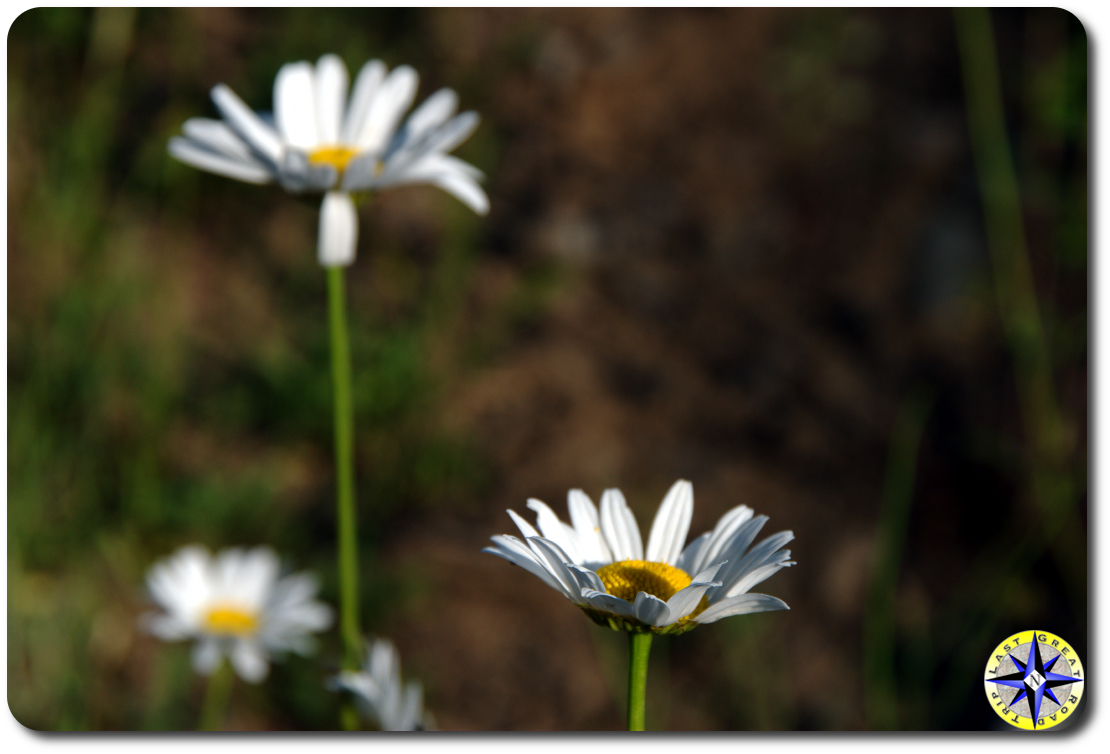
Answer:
top-left (627, 631), bottom-right (653, 731)
top-left (339, 704), bottom-right (361, 732)
top-left (327, 266), bottom-right (361, 667)
top-left (197, 660), bottom-right (234, 732)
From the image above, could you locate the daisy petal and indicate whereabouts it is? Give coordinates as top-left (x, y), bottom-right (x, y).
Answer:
top-left (274, 61), bottom-right (318, 149)
top-left (357, 64), bottom-right (418, 154)
top-left (231, 640), bottom-right (269, 683)
top-left (376, 154), bottom-right (489, 214)
top-left (581, 589), bottom-right (637, 620)
top-left (714, 530), bottom-right (794, 597)
top-left (566, 564), bottom-right (606, 593)
top-left (275, 630), bottom-right (318, 656)
top-left (694, 593), bottom-right (790, 625)
top-left (224, 546), bottom-right (280, 608)
top-left (703, 516), bottom-right (769, 591)
top-left (484, 534), bottom-right (539, 564)
top-left (644, 479), bottom-right (693, 565)
top-left (378, 112), bottom-right (479, 182)
top-left (318, 191), bottom-right (358, 267)
top-left (664, 577), bottom-right (722, 622)
top-left (482, 536), bottom-right (564, 593)
top-left (746, 531), bottom-right (796, 566)
top-left (181, 118), bottom-right (256, 161)
top-left (690, 562), bottom-right (725, 584)
top-left (691, 505), bottom-right (756, 575)
top-left (210, 547), bottom-right (243, 593)
top-left (600, 488), bottom-right (643, 562)
top-left (210, 84), bottom-right (284, 164)
top-left (267, 572), bottom-right (320, 612)
top-left (414, 152), bottom-right (484, 180)
top-left (278, 149), bottom-right (338, 193)
top-left (338, 152), bottom-right (379, 192)
top-left (314, 53), bottom-right (349, 145)
top-left (633, 592), bottom-right (671, 626)
top-left (526, 499), bottom-right (581, 563)
top-left (191, 637), bottom-right (224, 675)
top-left (399, 88), bottom-right (458, 146)
top-left (369, 639), bottom-right (398, 681)
top-left (674, 532), bottom-right (710, 575)
top-left (266, 576), bottom-right (334, 636)
top-left (168, 137), bottom-right (274, 184)
top-left (423, 169), bottom-right (489, 215)
top-left (507, 509), bottom-right (540, 539)
top-left (567, 489), bottom-right (613, 567)
top-left (723, 560), bottom-right (795, 598)
top-left (661, 561), bottom-right (724, 620)
top-left (146, 545), bottom-right (208, 613)
top-left (395, 681), bottom-right (423, 731)
top-left (331, 668), bottom-right (376, 702)
top-left (295, 603), bottom-right (335, 634)
top-left (342, 59), bottom-right (387, 144)
top-left (415, 111), bottom-right (480, 160)
top-left (526, 537), bottom-right (582, 600)
top-left (333, 638), bottom-right (428, 730)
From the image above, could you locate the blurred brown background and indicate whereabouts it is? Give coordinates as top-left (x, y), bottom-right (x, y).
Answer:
top-left (8, 7), bottom-right (1087, 730)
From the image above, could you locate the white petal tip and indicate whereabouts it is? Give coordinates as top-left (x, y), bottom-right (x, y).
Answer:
top-left (318, 192), bottom-right (358, 267)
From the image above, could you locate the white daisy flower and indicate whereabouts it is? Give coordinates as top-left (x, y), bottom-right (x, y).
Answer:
top-left (330, 637), bottom-right (431, 731)
top-left (141, 545), bottom-right (334, 683)
top-left (483, 479), bottom-right (794, 635)
top-left (169, 53), bottom-right (488, 267)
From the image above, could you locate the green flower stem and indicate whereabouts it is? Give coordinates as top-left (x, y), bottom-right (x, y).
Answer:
top-left (339, 704), bottom-right (361, 732)
top-left (197, 661), bottom-right (234, 732)
top-left (327, 266), bottom-right (361, 667)
top-left (328, 266), bottom-right (362, 732)
top-left (627, 631), bottom-right (653, 731)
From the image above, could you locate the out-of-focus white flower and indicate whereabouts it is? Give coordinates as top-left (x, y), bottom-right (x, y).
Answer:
top-left (169, 54), bottom-right (487, 267)
top-left (330, 637), bottom-right (431, 731)
top-left (484, 479), bottom-right (794, 635)
top-left (141, 545), bottom-right (333, 683)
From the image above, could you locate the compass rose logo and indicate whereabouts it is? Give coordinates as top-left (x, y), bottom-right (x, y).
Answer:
top-left (984, 630), bottom-right (1084, 730)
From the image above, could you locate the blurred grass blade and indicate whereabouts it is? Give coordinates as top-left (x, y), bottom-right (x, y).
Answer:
top-left (953, 7), bottom-right (1069, 489)
top-left (923, 8), bottom-right (1085, 727)
top-left (86, 7), bottom-right (136, 73)
top-left (863, 388), bottom-right (932, 730)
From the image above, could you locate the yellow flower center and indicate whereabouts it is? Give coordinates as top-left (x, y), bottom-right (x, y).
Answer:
top-left (202, 604), bottom-right (259, 637)
top-left (596, 559), bottom-right (692, 603)
top-left (308, 145), bottom-right (360, 174)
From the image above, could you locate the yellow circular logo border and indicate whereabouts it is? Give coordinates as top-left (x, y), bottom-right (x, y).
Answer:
top-left (983, 629), bottom-right (1084, 730)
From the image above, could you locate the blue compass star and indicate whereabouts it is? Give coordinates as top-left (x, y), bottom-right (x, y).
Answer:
top-left (987, 634), bottom-right (1083, 728)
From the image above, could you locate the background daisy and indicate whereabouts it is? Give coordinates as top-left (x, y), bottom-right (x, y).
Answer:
top-left (169, 53), bottom-right (487, 266)
top-left (142, 545), bottom-right (333, 683)
top-left (330, 637), bottom-right (431, 731)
